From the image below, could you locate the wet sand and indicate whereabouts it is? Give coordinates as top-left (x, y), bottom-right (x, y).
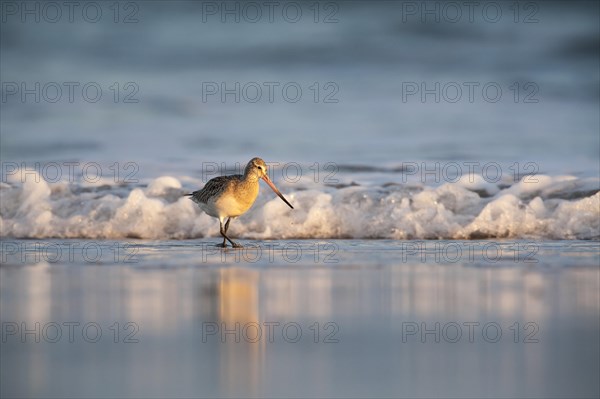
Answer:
top-left (1, 239), bottom-right (599, 398)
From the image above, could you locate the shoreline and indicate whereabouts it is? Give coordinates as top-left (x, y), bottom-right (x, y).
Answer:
top-left (2, 238), bottom-right (599, 398)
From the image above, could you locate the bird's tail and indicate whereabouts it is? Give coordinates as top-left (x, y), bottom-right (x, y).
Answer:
top-left (186, 191), bottom-right (203, 205)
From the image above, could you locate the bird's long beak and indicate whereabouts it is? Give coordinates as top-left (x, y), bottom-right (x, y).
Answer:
top-left (262, 174), bottom-right (294, 209)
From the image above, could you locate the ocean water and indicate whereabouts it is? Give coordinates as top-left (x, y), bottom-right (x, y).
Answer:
top-left (1, 1), bottom-right (598, 240)
top-left (1, 169), bottom-right (599, 240)
top-left (1, 1), bottom-right (599, 398)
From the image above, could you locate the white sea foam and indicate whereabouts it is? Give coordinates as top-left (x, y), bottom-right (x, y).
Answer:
top-left (0, 172), bottom-right (598, 240)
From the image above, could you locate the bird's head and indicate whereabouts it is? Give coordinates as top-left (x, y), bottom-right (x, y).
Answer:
top-left (245, 157), bottom-right (294, 209)
top-left (247, 157), bottom-right (268, 179)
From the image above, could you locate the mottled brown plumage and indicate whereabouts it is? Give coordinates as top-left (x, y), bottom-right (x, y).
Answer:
top-left (186, 157), bottom-right (293, 248)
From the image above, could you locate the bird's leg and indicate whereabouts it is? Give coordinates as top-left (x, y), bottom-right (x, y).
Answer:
top-left (224, 218), bottom-right (231, 233)
top-left (221, 218), bottom-right (231, 247)
top-left (217, 220), bottom-right (227, 248)
top-left (225, 218), bottom-right (243, 248)
top-left (219, 218), bottom-right (242, 248)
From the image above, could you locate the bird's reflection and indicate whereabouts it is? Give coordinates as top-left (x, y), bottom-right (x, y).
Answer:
top-left (216, 268), bottom-right (265, 397)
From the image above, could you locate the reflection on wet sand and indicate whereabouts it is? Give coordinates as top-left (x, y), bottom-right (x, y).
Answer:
top-left (0, 240), bottom-right (598, 398)
top-left (216, 268), bottom-right (262, 397)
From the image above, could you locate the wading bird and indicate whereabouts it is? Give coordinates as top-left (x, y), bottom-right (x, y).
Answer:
top-left (186, 157), bottom-right (294, 248)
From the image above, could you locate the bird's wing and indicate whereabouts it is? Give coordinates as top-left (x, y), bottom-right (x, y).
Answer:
top-left (188, 176), bottom-right (234, 204)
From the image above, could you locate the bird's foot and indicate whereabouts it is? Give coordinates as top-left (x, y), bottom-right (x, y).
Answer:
top-left (216, 242), bottom-right (242, 249)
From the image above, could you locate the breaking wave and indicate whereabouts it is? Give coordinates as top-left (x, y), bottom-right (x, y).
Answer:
top-left (1, 173), bottom-right (598, 240)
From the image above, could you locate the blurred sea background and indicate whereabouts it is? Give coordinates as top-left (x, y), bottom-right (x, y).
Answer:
top-left (1, 1), bottom-right (599, 170)
top-left (0, 0), bottom-right (599, 240)
top-left (1, 1), bottom-right (599, 398)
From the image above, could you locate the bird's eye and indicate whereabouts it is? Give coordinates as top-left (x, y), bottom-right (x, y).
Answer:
top-left (256, 166), bottom-right (261, 170)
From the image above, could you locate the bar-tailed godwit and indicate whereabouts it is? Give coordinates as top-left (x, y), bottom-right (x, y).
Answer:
top-left (186, 157), bottom-right (294, 248)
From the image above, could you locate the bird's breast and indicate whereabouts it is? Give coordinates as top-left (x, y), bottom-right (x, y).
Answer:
top-left (215, 181), bottom-right (259, 218)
